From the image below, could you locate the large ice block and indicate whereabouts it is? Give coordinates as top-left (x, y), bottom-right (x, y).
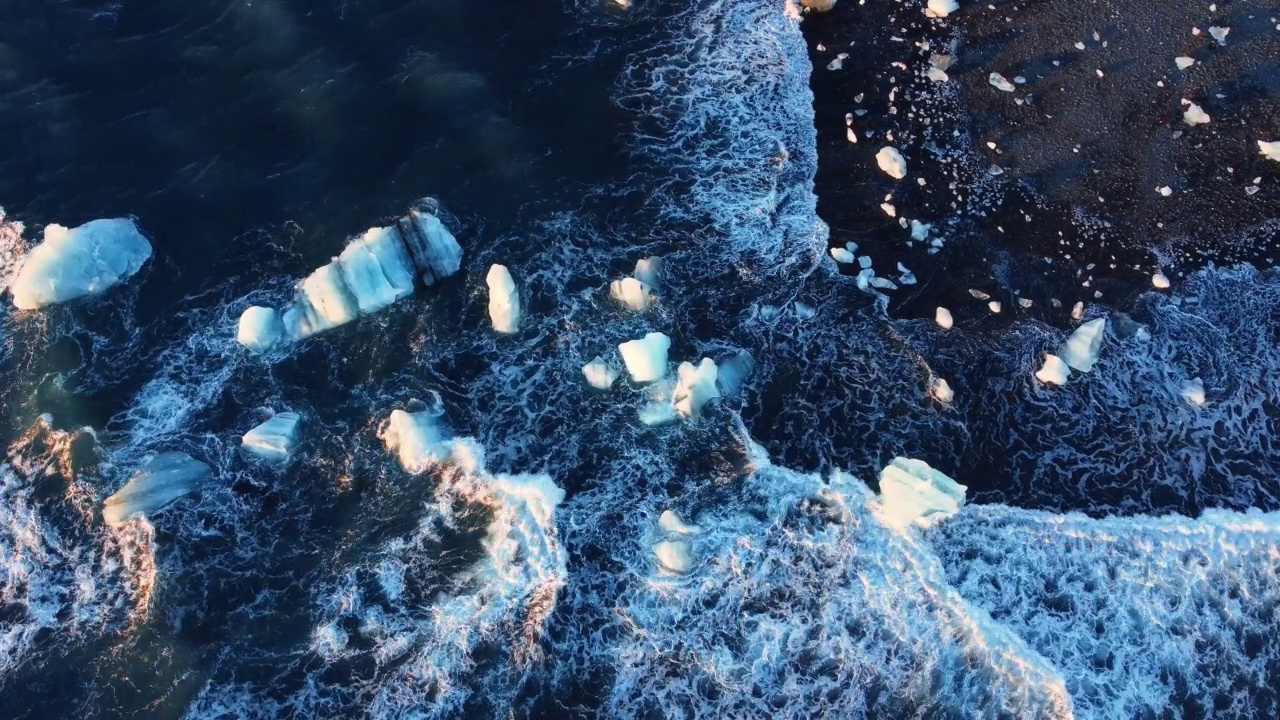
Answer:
top-left (398, 207), bottom-right (462, 285)
top-left (337, 226), bottom-right (416, 314)
top-left (242, 412), bottom-right (302, 462)
top-left (11, 218), bottom-right (152, 309)
top-left (618, 332), bottom-right (671, 383)
top-left (237, 306), bottom-right (283, 354)
top-left (876, 457), bottom-right (967, 528)
top-left (102, 451), bottom-right (211, 527)
top-left (383, 408), bottom-right (451, 474)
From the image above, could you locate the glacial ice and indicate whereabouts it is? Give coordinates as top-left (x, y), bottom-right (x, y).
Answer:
top-left (925, 0), bottom-right (958, 18)
top-left (618, 332), bottom-right (671, 383)
top-left (10, 218), bottom-right (152, 309)
top-left (382, 408), bottom-right (450, 474)
top-left (1059, 317), bottom-right (1106, 372)
top-left (1181, 377), bottom-right (1206, 405)
top-left (102, 451), bottom-right (211, 527)
top-left (582, 356), bottom-right (619, 390)
top-left (398, 206), bottom-right (463, 286)
top-left (935, 306), bottom-right (953, 329)
top-left (633, 257), bottom-right (663, 290)
top-left (337, 226), bottom-right (417, 314)
top-left (876, 457), bottom-right (967, 528)
top-left (1151, 271), bottom-right (1171, 289)
top-left (1181, 100), bottom-right (1210, 126)
top-left (609, 276), bottom-right (655, 312)
top-left (932, 377), bottom-right (954, 403)
top-left (486, 264), bottom-right (520, 333)
top-left (653, 539), bottom-right (694, 574)
top-left (241, 412), bottom-right (302, 462)
top-left (672, 358), bottom-right (720, 419)
top-left (829, 247), bottom-right (855, 263)
top-left (659, 510), bottom-right (702, 535)
top-left (1260, 141), bottom-right (1280, 162)
top-left (1035, 354), bottom-right (1071, 386)
top-left (715, 350), bottom-right (755, 397)
top-left (875, 146), bottom-right (907, 179)
top-left (236, 306), bottom-right (283, 354)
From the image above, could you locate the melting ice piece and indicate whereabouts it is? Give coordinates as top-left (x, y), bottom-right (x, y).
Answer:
top-left (582, 356), bottom-right (619, 390)
top-left (1060, 317), bottom-right (1106, 372)
top-left (659, 510), bottom-right (702, 535)
top-left (619, 332), bottom-right (671, 383)
top-left (830, 247), bottom-right (855, 263)
top-left (935, 306), bottom-right (953, 329)
top-left (932, 377), bottom-right (954, 403)
top-left (989, 72), bottom-right (1016, 92)
top-left (397, 205), bottom-right (462, 286)
top-left (237, 306), bottom-right (283, 354)
top-left (672, 358), bottom-right (720, 419)
top-left (1152, 272), bottom-right (1171, 289)
top-left (282, 262), bottom-right (361, 341)
top-left (876, 457), bottom-right (967, 528)
top-left (909, 220), bottom-right (931, 241)
top-left (1175, 56), bottom-right (1195, 70)
top-left (1208, 26), bottom-right (1229, 45)
top-left (715, 350), bottom-right (755, 397)
top-left (338, 226), bottom-right (417, 314)
top-left (10, 218), bottom-right (152, 310)
top-left (486, 264), bottom-right (520, 333)
top-left (875, 147), bottom-right (907, 179)
top-left (1259, 141), bottom-right (1280, 162)
top-left (653, 539), bottom-right (693, 574)
top-left (1181, 377), bottom-right (1206, 406)
top-left (382, 408), bottom-right (450, 473)
top-left (1036, 353), bottom-right (1071, 385)
top-left (925, 0), bottom-right (958, 18)
top-left (242, 412), bottom-right (301, 462)
top-left (609, 276), bottom-right (655, 312)
top-left (102, 452), bottom-right (211, 527)
top-left (1181, 100), bottom-right (1210, 126)
top-left (639, 401), bottom-right (679, 426)
top-left (633, 257), bottom-right (663, 290)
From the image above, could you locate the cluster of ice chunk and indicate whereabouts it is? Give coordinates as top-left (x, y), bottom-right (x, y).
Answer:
top-left (102, 451), bottom-right (211, 527)
top-left (9, 217), bottom-right (152, 309)
top-left (1037, 317), bottom-right (1106, 386)
top-left (610, 257), bottom-right (662, 312)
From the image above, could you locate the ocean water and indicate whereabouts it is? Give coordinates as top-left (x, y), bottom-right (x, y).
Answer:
top-left (0, 0), bottom-right (1277, 718)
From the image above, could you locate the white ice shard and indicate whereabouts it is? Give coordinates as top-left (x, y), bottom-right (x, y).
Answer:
top-left (1060, 317), bottom-right (1106, 372)
top-left (653, 539), bottom-right (693, 574)
top-left (398, 206), bottom-right (462, 286)
top-left (236, 306), bottom-right (283, 354)
top-left (1036, 353), bottom-right (1071, 386)
top-left (582, 356), bottom-right (619, 390)
top-left (1181, 377), bottom-right (1206, 406)
top-left (1175, 56), bottom-right (1195, 70)
top-left (925, 0), bottom-right (958, 18)
top-left (337, 226), bottom-right (417, 314)
top-left (102, 452), bottom-right (211, 527)
top-left (282, 262), bottom-right (361, 341)
top-left (1208, 26), bottom-right (1229, 45)
top-left (672, 358), bottom-right (720, 419)
top-left (715, 350), bottom-right (755, 397)
top-left (618, 332), bottom-right (671, 383)
top-left (609, 276), bottom-right (655, 312)
top-left (876, 147), bottom-right (907, 179)
top-left (659, 510), bottom-right (702, 535)
top-left (1259, 141), bottom-right (1280, 162)
top-left (989, 72), bottom-right (1016, 92)
top-left (876, 457), bottom-right (967, 528)
top-left (830, 247), bottom-right (855, 263)
top-left (633, 257), bottom-right (663, 289)
top-left (486, 264), bottom-right (520, 333)
top-left (932, 377), bottom-right (954, 403)
top-left (10, 218), bottom-right (152, 310)
top-left (935, 306), bottom-right (953, 329)
top-left (1152, 272), bottom-right (1171, 289)
top-left (382, 408), bottom-right (450, 474)
top-left (242, 412), bottom-right (302, 462)
top-left (1181, 100), bottom-right (1210, 126)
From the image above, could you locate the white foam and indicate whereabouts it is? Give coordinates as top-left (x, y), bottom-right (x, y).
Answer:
top-left (10, 217), bottom-right (152, 309)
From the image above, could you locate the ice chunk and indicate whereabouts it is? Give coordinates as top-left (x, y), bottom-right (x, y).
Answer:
top-left (672, 358), bottom-right (720, 419)
top-left (932, 377), bottom-right (954, 403)
top-left (715, 350), bottom-right (755, 397)
top-left (1181, 100), bottom-right (1210, 126)
top-left (618, 332), bottom-right (671, 383)
top-left (102, 452), bottom-right (211, 527)
top-left (241, 412), bottom-right (301, 462)
top-left (876, 147), bottom-right (907, 179)
top-left (910, 220), bottom-right (931, 241)
top-left (282, 262), bottom-right (360, 341)
top-left (397, 206), bottom-right (462, 285)
top-left (237, 306), bottom-right (283, 354)
top-left (1152, 272), bottom-right (1171, 289)
top-left (829, 247), bottom-right (855, 263)
top-left (1175, 56), bottom-right (1195, 70)
top-left (486, 264), bottom-right (521, 333)
top-left (11, 218), bottom-right (152, 309)
top-left (659, 510), bottom-right (702, 535)
top-left (582, 356), bottom-right (619, 390)
top-left (876, 457), bottom-right (967, 528)
top-left (1259, 141), bottom-right (1280, 162)
top-left (633, 257), bottom-right (663, 289)
top-left (1181, 377), bottom-right (1206, 406)
top-left (337, 226), bottom-right (416, 314)
top-left (609, 276), bottom-right (655, 312)
top-left (925, 0), bottom-right (958, 18)
top-left (653, 539), bottom-right (693, 573)
top-left (1208, 26), bottom-right (1228, 45)
top-left (1060, 317), bottom-right (1106, 372)
top-left (1036, 354), bottom-right (1071, 386)
top-left (988, 301), bottom-right (1002, 313)
top-left (935, 307), bottom-right (953, 329)
top-left (989, 73), bottom-right (1016, 92)
top-left (382, 408), bottom-right (450, 474)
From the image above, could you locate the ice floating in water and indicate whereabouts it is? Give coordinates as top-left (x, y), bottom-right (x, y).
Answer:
top-left (10, 218), bottom-right (152, 309)
top-left (876, 457), bottom-right (967, 528)
top-left (1035, 353), bottom-right (1071, 386)
top-left (284, 263), bottom-right (361, 341)
top-left (1060, 317), bottom-right (1106, 372)
top-left (653, 539), bottom-right (694, 574)
top-left (932, 377), bottom-right (954, 403)
top-left (241, 412), bottom-right (301, 462)
top-left (1151, 271), bottom-right (1171, 289)
top-left (715, 350), bottom-right (755, 397)
top-left (486, 264), bottom-right (520, 333)
top-left (398, 205), bottom-right (463, 286)
top-left (633, 257), bottom-right (663, 290)
top-left (609, 276), bottom-right (655, 312)
top-left (581, 356), bottom-right (619, 390)
top-left (925, 0), bottom-right (958, 18)
top-left (672, 358), bottom-right (720, 419)
top-left (237, 306), bottom-right (284, 354)
top-left (102, 452), bottom-right (211, 527)
top-left (1181, 377), bottom-right (1206, 405)
top-left (875, 147), bottom-right (907, 179)
top-left (1181, 100), bottom-right (1210, 126)
top-left (382, 408), bottom-right (450, 474)
top-left (1259, 141), bottom-right (1280, 162)
top-left (936, 306), bottom-right (954, 329)
top-left (339, 226), bottom-right (418, 314)
top-left (829, 247), bottom-right (855, 263)
top-left (618, 332), bottom-right (671, 383)
top-left (659, 510), bottom-right (702, 535)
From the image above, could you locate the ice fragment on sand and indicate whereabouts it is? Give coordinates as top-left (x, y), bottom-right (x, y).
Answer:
top-left (989, 73), bottom-right (1016, 92)
top-left (935, 307), bottom-right (953, 329)
top-left (876, 147), bottom-right (907, 179)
